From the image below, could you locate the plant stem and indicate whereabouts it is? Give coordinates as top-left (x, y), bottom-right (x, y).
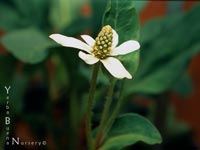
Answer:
top-left (102, 81), bottom-right (125, 141)
top-left (86, 63), bottom-right (100, 150)
top-left (95, 79), bottom-right (116, 148)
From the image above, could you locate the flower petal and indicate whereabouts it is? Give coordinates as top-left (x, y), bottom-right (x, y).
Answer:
top-left (78, 51), bottom-right (99, 65)
top-left (81, 35), bottom-right (95, 47)
top-left (101, 57), bottom-right (132, 79)
top-left (112, 29), bottom-right (118, 48)
top-left (110, 40), bottom-right (140, 56)
top-left (49, 34), bottom-right (92, 53)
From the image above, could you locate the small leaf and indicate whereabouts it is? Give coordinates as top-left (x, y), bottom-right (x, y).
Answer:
top-left (100, 113), bottom-right (162, 150)
top-left (102, 0), bottom-right (140, 76)
top-left (1, 27), bottom-right (55, 63)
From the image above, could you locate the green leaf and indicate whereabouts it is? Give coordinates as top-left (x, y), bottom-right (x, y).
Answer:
top-left (124, 4), bottom-right (200, 95)
top-left (100, 113), bottom-right (162, 150)
top-left (102, 0), bottom-right (140, 76)
top-left (0, 3), bottom-right (20, 30)
top-left (1, 27), bottom-right (55, 63)
top-left (103, 1), bottom-right (140, 42)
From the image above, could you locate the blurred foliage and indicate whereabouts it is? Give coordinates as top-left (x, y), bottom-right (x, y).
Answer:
top-left (165, 106), bottom-right (190, 137)
top-left (49, 0), bottom-right (85, 31)
top-left (0, 0), bottom-right (49, 31)
top-left (134, 1), bottom-right (148, 13)
top-left (125, 4), bottom-right (200, 96)
top-left (172, 72), bottom-right (193, 96)
top-left (0, 3), bottom-right (21, 31)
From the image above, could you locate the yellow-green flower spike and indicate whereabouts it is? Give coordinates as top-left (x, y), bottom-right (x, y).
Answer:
top-left (92, 25), bottom-right (113, 59)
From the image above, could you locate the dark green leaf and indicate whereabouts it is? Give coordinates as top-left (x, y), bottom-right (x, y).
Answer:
top-left (100, 113), bottom-right (162, 150)
top-left (1, 27), bottom-right (55, 63)
top-left (102, 0), bottom-right (140, 76)
top-left (103, 1), bottom-right (140, 42)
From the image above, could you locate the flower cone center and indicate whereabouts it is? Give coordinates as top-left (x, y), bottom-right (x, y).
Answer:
top-left (92, 25), bottom-right (113, 59)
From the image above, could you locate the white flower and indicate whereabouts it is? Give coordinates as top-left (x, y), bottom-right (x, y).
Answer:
top-left (49, 25), bottom-right (140, 79)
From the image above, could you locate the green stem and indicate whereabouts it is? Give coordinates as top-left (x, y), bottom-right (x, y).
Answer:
top-left (86, 63), bottom-right (100, 150)
top-left (95, 79), bottom-right (116, 148)
top-left (102, 81), bottom-right (125, 141)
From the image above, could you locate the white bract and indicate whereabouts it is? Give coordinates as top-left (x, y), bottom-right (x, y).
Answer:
top-left (49, 25), bottom-right (140, 79)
